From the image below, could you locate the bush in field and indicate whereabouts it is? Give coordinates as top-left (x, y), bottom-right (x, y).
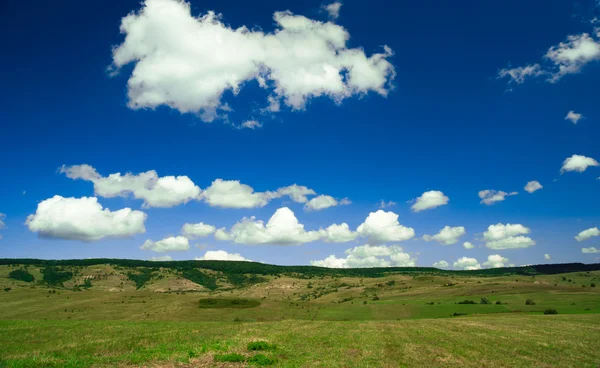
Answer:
top-left (495, 301), bottom-right (501, 305)
top-left (42, 267), bottom-right (72, 286)
top-left (9, 269), bottom-right (35, 283)
top-left (386, 280), bottom-right (396, 286)
top-left (525, 299), bottom-right (535, 305)
top-left (247, 341), bottom-right (276, 351)
top-left (457, 300), bottom-right (477, 304)
top-left (544, 309), bottom-right (558, 315)
top-left (480, 297), bottom-right (491, 305)
top-left (591, 283), bottom-right (596, 288)
top-left (247, 354), bottom-right (276, 366)
top-left (214, 353), bottom-right (245, 362)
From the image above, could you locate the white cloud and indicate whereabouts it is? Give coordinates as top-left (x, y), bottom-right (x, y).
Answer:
top-left (498, 29), bottom-right (600, 84)
top-left (544, 253), bottom-right (551, 260)
top-left (356, 210), bottom-right (415, 244)
top-left (25, 196), bottom-right (146, 241)
top-left (195, 250), bottom-right (250, 261)
top-left (110, 0), bottom-right (394, 123)
top-left (524, 181), bottom-right (543, 194)
top-left (311, 244), bottom-right (416, 268)
top-left (482, 254), bottom-right (509, 268)
top-left (321, 223), bottom-right (358, 243)
top-left (433, 260), bottom-right (449, 268)
top-left (423, 226), bottom-right (466, 245)
top-left (463, 241), bottom-right (475, 249)
top-left (575, 227), bottom-right (600, 242)
top-left (482, 223), bottom-right (536, 250)
top-left (60, 164), bottom-right (201, 208)
top-left (565, 111), bottom-right (583, 124)
top-left (181, 222), bottom-right (216, 239)
top-left (560, 154), bottom-right (600, 173)
top-left (0, 213), bottom-right (5, 230)
top-left (304, 195), bottom-right (350, 211)
top-left (323, 2), bottom-right (342, 19)
top-left (378, 200), bottom-right (396, 208)
top-left (478, 190), bottom-right (518, 205)
top-left (410, 190), bottom-right (449, 212)
top-left (140, 236), bottom-right (190, 253)
top-left (240, 120), bottom-right (263, 129)
top-left (217, 207), bottom-right (324, 245)
top-left (582, 247), bottom-right (599, 253)
top-left (150, 255), bottom-right (173, 261)
top-left (453, 257), bottom-right (481, 270)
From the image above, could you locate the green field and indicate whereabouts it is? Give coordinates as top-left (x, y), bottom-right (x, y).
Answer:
top-left (1, 261), bottom-right (599, 367)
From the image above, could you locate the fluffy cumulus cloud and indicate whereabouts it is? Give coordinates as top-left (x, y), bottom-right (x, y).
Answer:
top-left (195, 250), bottom-right (250, 261)
top-left (323, 2), bottom-right (342, 19)
top-left (26, 196), bottom-right (146, 241)
top-left (304, 195), bottom-right (350, 211)
top-left (482, 254), bottom-right (509, 268)
top-left (110, 0), bottom-right (395, 124)
top-left (453, 257), bottom-right (481, 270)
top-left (240, 120), bottom-right (263, 129)
top-left (463, 241), bottom-right (475, 249)
top-left (560, 154), bottom-right (600, 173)
top-left (479, 190), bottom-right (518, 205)
top-left (498, 28), bottom-right (600, 84)
top-left (321, 223), bottom-right (358, 243)
top-left (140, 236), bottom-right (190, 253)
top-left (356, 210), bottom-right (415, 244)
top-left (565, 111), bottom-right (583, 124)
top-left (181, 222), bottom-right (216, 239)
top-left (410, 190), bottom-right (449, 212)
top-left (482, 223), bottom-right (535, 250)
top-left (544, 253), bottom-right (551, 260)
top-left (0, 213), bottom-right (5, 240)
top-left (433, 260), bottom-right (449, 268)
top-left (311, 244), bottom-right (416, 268)
top-left (150, 255), bottom-right (173, 261)
top-left (524, 181), bottom-right (543, 194)
top-left (582, 247), bottom-right (599, 253)
top-left (575, 227), bottom-right (600, 242)
top-left (60, 164), bottom-right (201, 208)
top-left (423, 226), bottom-right (466, 245)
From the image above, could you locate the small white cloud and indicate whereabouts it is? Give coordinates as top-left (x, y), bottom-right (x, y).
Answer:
top-left (524, 181), bottom-right (543, 194)
top-left (140, 236), bottom-right (190, 253)
top-left (498, 64), bottom-right (544, 84)
top-left (575, 227), bottom-right (600, 242)
top-left (356, 210), bottom-right (415, 244)
top-left (26, 196), bottom-right (146, 241)
top-left (150, 255), bottom-right (173, 261)
top-left (479, 190), bottom-right (518, 205)
top-left (423, 226), bottom-right (466, 245)
top-left (321, 223), bottom-right (358, 243)
top-left (0, 213), bottom-right (5, 230)
top-left (482, 223), bottom-right (536, 250)
top-left (323, 2), bottom-right (342, 19)
top-left (565, 111), bottom-right (583, 124)
top-left (311, 244), bottom-right (416, 268)
top-left (304, 195), bottom-right (350, 211)
top-left (560, 154), bottom-right (600, 173)
top-left (310, 255), bottom-right (347, 268)
top-left (433, 260), bottom-right (449, 268)
top-left (181, 222), bottom-right (216, 239)
top-left (463, 241), bottom-right (475, 249)
top-left (482, 254), bottom-right (509, 268)
top-left (582, 246), bottom-right (599, 253)
top-left (240, 120), bottom-right (263, 129)
top-left (544, 253), bottom-right (551, 260)
top-left (410, 190), bottom-right (449, 212)
top-left (453, 257), bottom-right (481, 270)
top-left (378, 200), bottom-right (396, 208)
top-left (195, 250), bottom-right (250, 261)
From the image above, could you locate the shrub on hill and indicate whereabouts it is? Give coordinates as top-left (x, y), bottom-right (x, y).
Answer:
top-left (180, 269), bottom-right (218, 290)
top-left (457, 300), bottom-right (477, 304)
top-left (127, 268), bottom-right (155, 289)
top-left (480, 297), bottom-right (491, 305)
top-left (198, 298), bottom-right (261, 309)
top-left (544, 309), bottom-right (558, 315)
top-left (525, 299), bottom-right (536, 305)
top-left (8, 269), bottom-right (35, 283)
top-left (42, 267), bottom-right (72, 286)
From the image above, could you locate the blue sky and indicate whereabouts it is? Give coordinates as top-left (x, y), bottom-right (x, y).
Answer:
top-left (0, 0), bottom-right (599, 269)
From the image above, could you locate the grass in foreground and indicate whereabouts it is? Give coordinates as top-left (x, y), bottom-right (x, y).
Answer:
top-left (1, 314), bottom-right (600, 367)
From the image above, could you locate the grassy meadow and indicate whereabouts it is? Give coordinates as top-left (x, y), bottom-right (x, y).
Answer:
top-left (1, 261), bottom-right (599, 367)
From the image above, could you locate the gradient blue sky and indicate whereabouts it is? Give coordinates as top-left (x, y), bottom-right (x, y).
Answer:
top-left (0, 0), bottom-right (599, 268)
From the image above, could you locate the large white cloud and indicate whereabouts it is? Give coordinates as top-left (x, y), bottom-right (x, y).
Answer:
top-left (565, 111), bottom-right (583, 124)
top-left (140, 236), bottom-right (190, 253)
top-left (498, 28), bottom-right (600, 84)
top-left (423, 226), bottom-right (466, 245)
top-left (482, 254), bottom-right (509, 268)
top-left (410, 190), bottom-right (449, 212)
top-left (478, 190), bottom-right (518, 205)
top-left (110, 0), bottom-right (395, 124)
top-left (582, 247), bottom-right (599, 253)
top-left (60, 164), bottom-right (201, 208)
top-left (453, 257), bottom-right (481, 270)
top-left (356, 210), bottom-right (415, 244)
top-left (321, 223), bottom-right (358, 243)
top-left (482, 223), bottom-right (535, 250)
top-left (181, 222), bottom-right (216, 239)
top-left (304, 195), bottom-right (350, 211)
top-left (524, 181), bottom-right (543, 194)
top-left (311, 244), bottom-right (416, 268)
top-left (575, 227), bottom-right (600, 242)
top-left (433, 260), bottom-right (449, 268)
top-left (463, 241), bottom-right (475, 249)
top-left (25, 196), bottom-right (146, 241)
top-left (195, 250), bottom-right (250, 261)
top-left (560, 154), bottom-right (599, 173)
